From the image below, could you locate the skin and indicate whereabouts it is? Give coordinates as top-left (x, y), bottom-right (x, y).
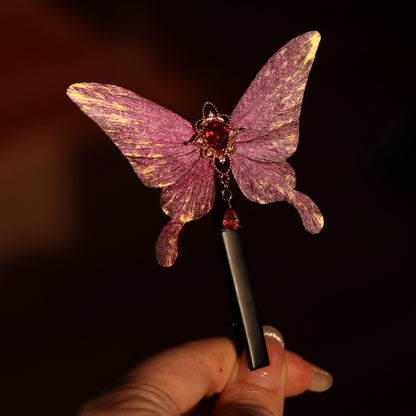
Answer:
top-left (78, 327), bottom-right (322, 416)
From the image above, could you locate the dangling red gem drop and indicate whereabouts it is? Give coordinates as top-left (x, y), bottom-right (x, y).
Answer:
top-left (223, 207), bottom-right (241, 231)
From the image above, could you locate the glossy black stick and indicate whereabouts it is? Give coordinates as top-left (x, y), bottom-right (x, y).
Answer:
top-left (221, 230), bottom-right (270, 370)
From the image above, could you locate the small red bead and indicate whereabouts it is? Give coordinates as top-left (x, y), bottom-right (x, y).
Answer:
top-left (223, 207), bottom-right (241, 231)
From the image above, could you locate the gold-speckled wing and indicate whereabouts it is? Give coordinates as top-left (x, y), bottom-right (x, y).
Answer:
top-left (230, 32), bottom-right (323, 233)
top-left (231, 31), bottom-right (320, 163)
top-left (155, 157), bottom-right (215, 267)
top-left (67, 83), bottom-right (198, 188)
top-left (67, 83), bottom-right (218, 266)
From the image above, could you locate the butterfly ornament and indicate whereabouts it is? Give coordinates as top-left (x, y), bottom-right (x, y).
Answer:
top-left (67, 31), bottom-right (324, 267)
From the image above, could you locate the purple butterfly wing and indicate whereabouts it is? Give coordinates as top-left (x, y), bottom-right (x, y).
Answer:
top-left (230, 32), bottom-right (324, 233)
top-left (231, 31), bottom-right (320, 162)
top-left (230, 157), bottom-right (323, 233)
top-left (67, 83), bottom-right (216, 266)
top-left (67, 83), bottom-right (198, 188)
top-left (156, 157), bottom-right (215, 266)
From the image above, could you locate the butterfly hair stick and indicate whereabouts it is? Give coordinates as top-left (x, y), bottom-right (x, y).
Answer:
top-left (67, 30), bottom-right (323, 371)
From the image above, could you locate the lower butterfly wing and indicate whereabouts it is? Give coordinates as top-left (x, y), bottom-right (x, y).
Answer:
top-left (67, 83), bottom-right (198, 188)
top-left (231, 155), bottom-right (323, 233)
top-left (156, 158), bottom-right (215, 266)
top-left (231, 31), bottom-right (320, 163)
top-left (160, 157), bottom-right (215, 223)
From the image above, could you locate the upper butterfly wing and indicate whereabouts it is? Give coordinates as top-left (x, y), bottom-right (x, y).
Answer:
top-left (231, 31), bottom-right (320, 163)
top-left (67, 83), bottom-right (198, 188)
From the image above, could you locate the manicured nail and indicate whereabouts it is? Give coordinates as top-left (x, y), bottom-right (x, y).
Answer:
top-left (263, 325), bottom-right (285, 348)
top-left (237, 326), bottom-right (286, 391)
top-left (308, 365), bottom-right (334, 392)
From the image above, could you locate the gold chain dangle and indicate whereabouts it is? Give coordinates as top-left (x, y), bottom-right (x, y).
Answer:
top-left (212, 158), bottom-right (241, 231)
top-left (219, 172), bottom-right (233, 207)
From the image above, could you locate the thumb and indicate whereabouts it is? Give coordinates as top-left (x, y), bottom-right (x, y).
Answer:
top-left (213, 326), bottom-right (287, 416)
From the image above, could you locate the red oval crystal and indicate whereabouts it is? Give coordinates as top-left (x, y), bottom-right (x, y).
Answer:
top-left (205, 120), bottom-right (229, 151)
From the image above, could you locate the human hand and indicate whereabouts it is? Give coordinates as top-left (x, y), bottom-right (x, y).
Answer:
top-left (79, 326), bottom-right (333, 416)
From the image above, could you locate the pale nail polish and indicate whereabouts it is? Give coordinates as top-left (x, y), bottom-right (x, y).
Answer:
top-left (263, 325), bottom-right (285, 348)
top-left (308, 365), bottom-right (334, 392)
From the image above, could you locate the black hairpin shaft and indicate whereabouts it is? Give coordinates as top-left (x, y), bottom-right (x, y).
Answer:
top-left (221, 230), bottom-right (269, 370)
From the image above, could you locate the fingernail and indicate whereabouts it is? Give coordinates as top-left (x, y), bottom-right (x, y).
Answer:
top-left (263, 325), bottom-right (285, 348)
top-left (308, 365), bottom-right (334, 392)
top-left (237, 326), bottom-right (286, 391)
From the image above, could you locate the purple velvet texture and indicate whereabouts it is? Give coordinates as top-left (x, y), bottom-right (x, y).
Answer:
top-left (67, 31), bottom-right (323, 267)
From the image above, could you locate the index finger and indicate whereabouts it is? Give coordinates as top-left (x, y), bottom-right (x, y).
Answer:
top-left (80, 337), bottom-right (238, 415)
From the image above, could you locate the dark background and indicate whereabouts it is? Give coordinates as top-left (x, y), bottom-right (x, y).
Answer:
top-left (1, 1), bottom-right (414, 415)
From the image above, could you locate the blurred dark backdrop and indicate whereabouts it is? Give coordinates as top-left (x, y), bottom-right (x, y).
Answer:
top-left (1, 1), bottom-right (414, 415)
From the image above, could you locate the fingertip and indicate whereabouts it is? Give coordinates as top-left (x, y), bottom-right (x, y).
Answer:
top-left (309, 365), bottom-right (334, 392)
top-left (285, 350), bottom-right (333, 396)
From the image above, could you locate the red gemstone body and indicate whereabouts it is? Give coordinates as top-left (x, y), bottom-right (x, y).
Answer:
top-left (223, 207), bottom-right (241, 231)
top-left (205, 120), bottom-right (229, 151)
